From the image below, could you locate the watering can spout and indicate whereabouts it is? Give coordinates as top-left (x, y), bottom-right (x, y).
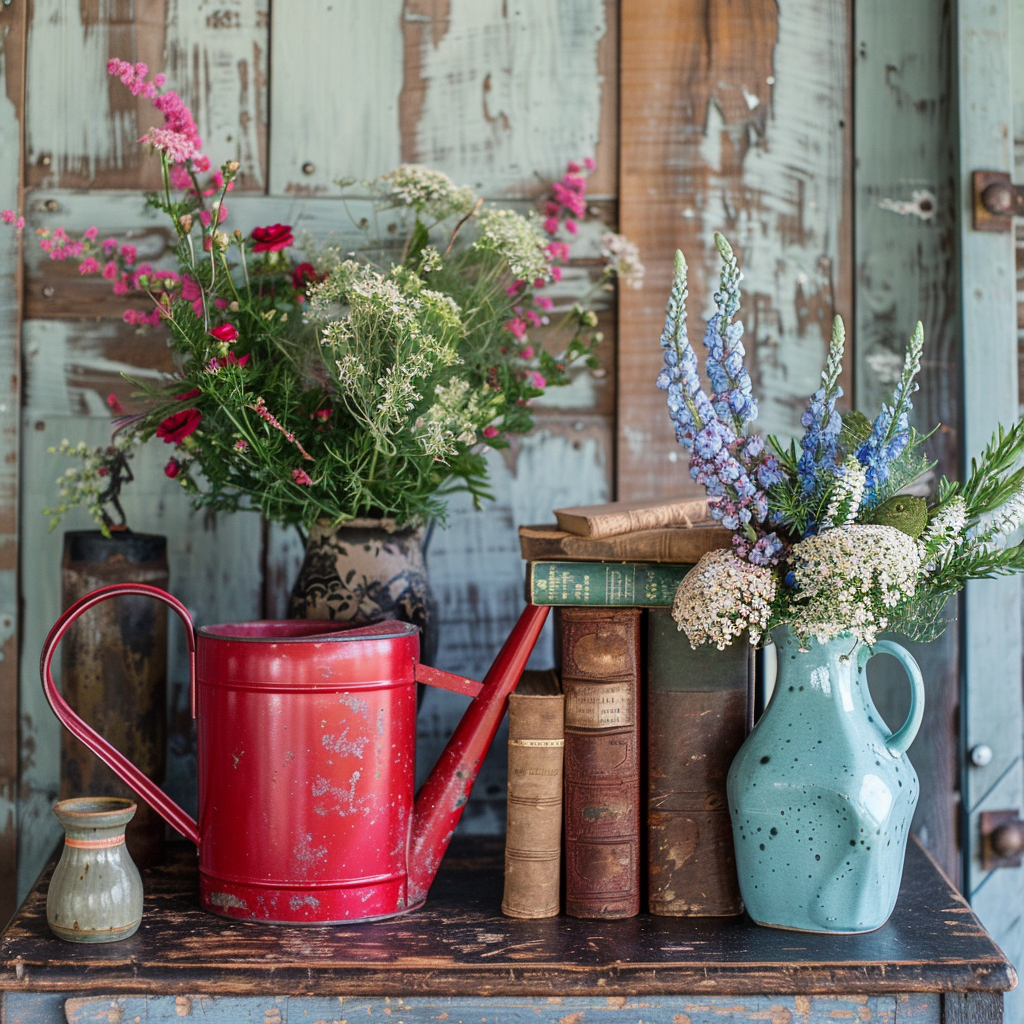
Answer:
top-left (407, 602), bottom-right (549, 906)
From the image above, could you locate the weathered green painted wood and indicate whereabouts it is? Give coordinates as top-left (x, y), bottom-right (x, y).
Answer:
top-left (51, 993), bottom-right (931, 1024)
top-left (956, 3), bottom-right (1024, 1022)
top-left (0, 2), bottom-right (25, 928)
top-left (269, 0), bottom-right (610, 198)
top-left (618, 0), bottom-right (852, 502)
top-left (24, 0), bottom-right (269, 189)
top-left (852, 0), bottom-right (960, 882)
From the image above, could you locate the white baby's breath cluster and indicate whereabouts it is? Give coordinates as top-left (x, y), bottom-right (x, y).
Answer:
top-left (377, 165), bottom-right (477, 221)
top-left (473, 209), bottom-right (551, 283)
top-left (671, 548), bottom-right (777, 650)
top-left (419, 377), bottom-right (493, 458)
top-left (600, 231), bottom-right (645, 290)
top-left (787, 524), bottom-right (921, 647)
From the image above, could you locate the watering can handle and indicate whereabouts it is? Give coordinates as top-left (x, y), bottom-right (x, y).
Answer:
top-left (39, 582), bottom-right (201, 846)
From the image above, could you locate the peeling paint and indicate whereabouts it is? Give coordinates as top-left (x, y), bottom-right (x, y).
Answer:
top-left (879, 188), bottom-right (937, 220)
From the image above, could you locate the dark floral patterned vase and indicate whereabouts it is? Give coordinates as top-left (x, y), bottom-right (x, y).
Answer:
top-left (287, 519), bottom-right (437, 666)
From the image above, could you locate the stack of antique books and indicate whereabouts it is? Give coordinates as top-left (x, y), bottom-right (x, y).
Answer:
top-left (503, 498), bottom-right (752, 921)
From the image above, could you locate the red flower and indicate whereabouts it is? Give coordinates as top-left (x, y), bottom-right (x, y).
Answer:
top-left (292, 262), bottom-right (318, 289)
top-left (157, 408), bottom-right (202, 444)
top-left (251, 223), bottom-right (293, 252)
top-left (311, 408), bottom-right (331, 422)
top-left (483, 425), bottom-right (499, 439)
top-left (209, 323), bottom-right (238, 342)
top-left (176, 387), bottom-right (201, 401)
top-left (164, 458), bottom-right (182, 478)
top-left (106, 393), bottom-right (123, 413)
top-left (292, 468), bottom-right (313, 486)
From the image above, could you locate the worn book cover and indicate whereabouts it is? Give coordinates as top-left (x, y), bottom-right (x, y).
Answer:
top-left (527, 560), bottom-right (689, 606)
top-left (553, 498), bottom-right (709, 538)
top-left (560, 607), bottom-right (642, 919)
top-left (502, 671), bottom-right (564, 919)
top-left (518, 522), bottom-right (732, 564)
top-left (646, 607), bottom-right (751, 916)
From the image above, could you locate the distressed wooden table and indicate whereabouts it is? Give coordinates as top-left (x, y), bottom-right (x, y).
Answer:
top-left (0, 837), bottom-right (1015, 1024)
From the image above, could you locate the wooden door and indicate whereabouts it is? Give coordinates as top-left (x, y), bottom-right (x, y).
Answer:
top-left (958, 1), bottom-right (1024, 1018)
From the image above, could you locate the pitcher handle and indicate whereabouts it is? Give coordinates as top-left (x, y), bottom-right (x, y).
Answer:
top-left (868, 639), bottom-right (925, 757)
top-left (40, 583), bottom-right (200, 846)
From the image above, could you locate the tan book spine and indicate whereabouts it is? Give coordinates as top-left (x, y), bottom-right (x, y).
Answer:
top-left (553, 498), bottom-right (709, 538)
top-left (502, 692), bottom-right (565, 918)
top-left (518, 523), bottom-right (732, 563)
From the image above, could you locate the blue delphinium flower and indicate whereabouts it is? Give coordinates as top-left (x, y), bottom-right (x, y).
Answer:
top-left (703, 233), bottom-right (758, 434)
top-left (856, 323), bottom-right (923, 502)
top-left (797, 316), bottom-right (846, 494)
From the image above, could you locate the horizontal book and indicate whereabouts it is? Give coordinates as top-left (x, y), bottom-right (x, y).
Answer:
top-left (527, 561), bottom-right (690, 606)
top-left (553, 497), bottom-right (709, 538)
top-left (519, 522), bottom-right (731, 564)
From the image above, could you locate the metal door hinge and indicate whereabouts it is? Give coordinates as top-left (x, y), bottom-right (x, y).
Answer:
top-left (980, 810), bottom-right (1024, 869)
top-left (972, 171), bottom-right (1024, 232)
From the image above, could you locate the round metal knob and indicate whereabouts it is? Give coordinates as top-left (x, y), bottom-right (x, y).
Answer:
top-left (302, 162), bottom-right (316, 175)
top-left (982, 181), bottom-right (1015, 214)
top-left (991, 820), bottom-right (1024, 859)
top-left (969, 744), bottom-right (994, 767)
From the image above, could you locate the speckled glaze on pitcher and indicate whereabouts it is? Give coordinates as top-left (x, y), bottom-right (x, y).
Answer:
top-left (727, 627), bottom-right (924, 933)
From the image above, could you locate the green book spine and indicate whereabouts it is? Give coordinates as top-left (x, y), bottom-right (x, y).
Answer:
top-left (526, 561), bottom-right (690, 606)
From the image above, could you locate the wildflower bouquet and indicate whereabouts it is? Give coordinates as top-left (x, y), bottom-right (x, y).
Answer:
top-left (660, 233), bottom-right (1024, 649)
top-left (9, 60), bottom-right (642, 531)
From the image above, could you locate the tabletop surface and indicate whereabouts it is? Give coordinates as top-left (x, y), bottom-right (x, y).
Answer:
top-left (0, 836), bottom-right (1016, 998)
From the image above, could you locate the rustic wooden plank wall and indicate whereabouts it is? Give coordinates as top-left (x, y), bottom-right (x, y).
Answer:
top-left (618, 0), bottom-right (853, 503)
top-left (853, 0), bottom-right (960, 882)
top-left (10, 1), bottom-right (616, 901)
top-left (0, 2), bottom-right (26, 928)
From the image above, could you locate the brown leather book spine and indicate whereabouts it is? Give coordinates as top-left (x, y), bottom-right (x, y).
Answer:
top-left (518, 523), bottom-right (733, 564)
top-left (646, 607), bottom-right (750, 916)
top-left (561, 607), bottom-right (642, 919)
top-left (502, 691), bottom-right (565, 918)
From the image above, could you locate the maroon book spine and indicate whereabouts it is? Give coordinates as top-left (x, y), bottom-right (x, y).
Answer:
top-left (560, 607), bottom-right (642, 919)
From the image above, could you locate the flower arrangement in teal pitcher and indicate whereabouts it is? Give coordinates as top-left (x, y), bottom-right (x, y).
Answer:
top-left (659, 234), bottom-right (1024, 649)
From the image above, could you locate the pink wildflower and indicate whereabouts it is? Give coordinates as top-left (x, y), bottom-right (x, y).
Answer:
top-left (164, 458), bottom-right (182, 479)
top-left (78, 258), bottom-right (101, 275)
top-left (483, 425), bottom-right (499, 439)
top-left (169, 165), bottom-right (193, 191)
top-left (102, 237), bottom-right (118, 253)
top-left (543, 216), bottom-right (559, 235)
top-left (139, 126), bottom-right (196, 163)
top-left (83, 226), bottom-right (98, 241)
top-left (200, 204), bottom-right (228, 227)
top-left (234, 439), bottom-right (248, 452)
top-left (525, 311), bottom-right (542, 327)
top-left (546, 241), bottom-right (570, 262)
top-left (564, 219), bottom-right (578, 235)
top-left (505, 316), bottom-right (528, 341)
top-left (520, 346), bottom-right (534, 359)
top-left (584, 156), bottom-right (596, 170)
top-left (551, 266), bottom-right (563, 282)
top-left (209, 323), bottom-right (238, 343)
top-left (0, 210), bottom-right (23, 229)
top-left (106, 393), bottom-right (124, 413)
top-left (102, 261), bottom-right (118, 280)
top-left (292, 468), bottom-right (313, 486)
top-left (535, 295), bottom-right (553, 311)
top-left (111, 277), bottom-right (130, 296)
top-left (251, 397), bottom-right (313, 460)
top-left (506, 280), bottom-right (525, 297)
top-left (528, 371), bottom-right (546, 389)
top-left (120, 244), bottom-right (137, 264)
top-left (566, 161), bottom-right (582, 173)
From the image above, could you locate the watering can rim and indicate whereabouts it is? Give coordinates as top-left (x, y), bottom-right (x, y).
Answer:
top-left (195, 619), bottom-right (419, 643)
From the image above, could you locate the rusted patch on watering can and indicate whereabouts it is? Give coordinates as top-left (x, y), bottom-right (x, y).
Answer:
top-left (289, 894), bottom-right (321, 911)
top-left (208, 892), bottom-right (248, 911)
top-left (322, 730), bottom-right (368, 757)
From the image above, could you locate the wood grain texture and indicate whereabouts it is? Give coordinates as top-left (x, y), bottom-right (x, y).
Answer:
top-left (0, 0), bottom-right (25, 931)
top-left (24, 0), bottom-right (268, 191)
top-left (956, 6), bottom-right (1024, 1019)
top-left (853, 0), bottom-right (961, 887)
top-left (618, 0), bottom-right (852, 501)
top-left (0, 837), bottom-right (1014, 998)
top-left (271, 0), bottom-right (614, 198)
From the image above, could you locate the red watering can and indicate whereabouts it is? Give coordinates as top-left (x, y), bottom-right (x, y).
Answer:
top-left (41, 583), bottom-right (548, 924)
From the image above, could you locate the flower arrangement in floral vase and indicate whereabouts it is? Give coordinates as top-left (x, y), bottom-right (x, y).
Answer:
top-left (5, 59), bottom-right (642, 655)
top-left (657, 234), bottom-right (1024, 934)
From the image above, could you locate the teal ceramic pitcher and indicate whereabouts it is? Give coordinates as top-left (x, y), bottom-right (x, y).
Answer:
top-left (727, 627), bottom-right (924, 933)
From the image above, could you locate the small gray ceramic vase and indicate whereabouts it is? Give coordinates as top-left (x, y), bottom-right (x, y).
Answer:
top-left (728, 627), bottom-right (924, 933)
top-left (47, 797), bottom-right (144, 942)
